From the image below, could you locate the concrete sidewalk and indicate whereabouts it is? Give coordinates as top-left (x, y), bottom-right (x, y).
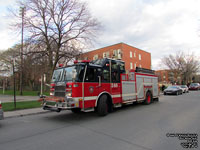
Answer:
top-left (4, 107), bottom-right (51, 119)
top-left (0, 95), bottom-right (50, 119)
top-left (0, 95), bottom-right (39, 103)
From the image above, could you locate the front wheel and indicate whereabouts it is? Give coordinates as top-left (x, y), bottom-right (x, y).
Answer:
top-left (97, 95), bottom-right (108, 116)
top-left (176, 91), bottom-right (179, 96)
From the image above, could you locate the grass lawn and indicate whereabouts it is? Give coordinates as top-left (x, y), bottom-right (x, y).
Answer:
top-left (0, 90), bottom-right (49, 96)
top-left (2, 101), bottom-right (42, 111)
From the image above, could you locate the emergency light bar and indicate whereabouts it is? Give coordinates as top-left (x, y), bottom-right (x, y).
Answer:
top-left (58, 64), bottom-right (64, 67)
top-left (74, 60), bottom-right (91, 64)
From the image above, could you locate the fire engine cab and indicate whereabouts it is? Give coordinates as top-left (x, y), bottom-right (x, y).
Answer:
top-left (39, 58), bottom-right (159, 116)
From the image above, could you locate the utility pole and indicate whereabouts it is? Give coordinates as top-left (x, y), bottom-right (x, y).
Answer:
top-left (13, 58), bottom-right (16, 109)
top-left (40, 75), bottom-right (43, 96)
top-left (19, 6), bottom-right (25, 96)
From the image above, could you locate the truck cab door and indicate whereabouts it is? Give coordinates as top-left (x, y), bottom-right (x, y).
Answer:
top-left (83, 67), bottom-right (100, 108)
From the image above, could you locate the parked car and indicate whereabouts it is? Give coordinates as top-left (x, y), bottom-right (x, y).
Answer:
top-left (189, 83), bottom-right (200, 90)
top-left (164, 85), bottom-right (183, 95)
top-left (180, 85), bottom-right (189, 93)
top-left (0, 101), bottom-right (4, 120)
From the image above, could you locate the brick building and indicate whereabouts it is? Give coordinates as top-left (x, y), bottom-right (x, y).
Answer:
top-left (79, 43), bottom-right (151, 70)
top-left (155, 70), bottom-right (170, 84)
top-left (156, 69), bottom-right (184, 85)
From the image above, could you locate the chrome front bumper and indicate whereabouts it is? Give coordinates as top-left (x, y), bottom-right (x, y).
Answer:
top-left (40, 96), bottom-right (79, 112)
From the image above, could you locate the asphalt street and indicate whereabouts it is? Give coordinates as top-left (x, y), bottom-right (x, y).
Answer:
top-left (0, 91), bottom-right (200, 150)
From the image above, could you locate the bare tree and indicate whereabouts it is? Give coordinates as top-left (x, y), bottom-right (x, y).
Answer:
top-left (11, 0), bottom-right (100, 79)
top-left (162, 51), bottom-right (200, 84)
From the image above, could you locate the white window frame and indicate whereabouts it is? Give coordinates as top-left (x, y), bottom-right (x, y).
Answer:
top-left (106, 51), bottom-right (110, 58)
top-left (118, 49), bottom-right (122, 59)
top-left (93, 54), bottom-right (98, 60)
top-left (130, 51), bottom-right (132, 58)
top-left (103, 52), bottom-right (106, 58)
top-left (130, 62), bottom-right (133, 69)
top-left (139, 54), bottom-right (141, 60)
top-left (113, 50), bottom-right (116, 58)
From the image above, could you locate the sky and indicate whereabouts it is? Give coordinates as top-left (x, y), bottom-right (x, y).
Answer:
top-left (0, 0), bottom-right (200, 69)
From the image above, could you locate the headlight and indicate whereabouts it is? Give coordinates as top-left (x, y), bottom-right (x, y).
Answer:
top-left (66, 92), bottom-right (72, 97)
top-left (50, 92), bottom-right (54, 96)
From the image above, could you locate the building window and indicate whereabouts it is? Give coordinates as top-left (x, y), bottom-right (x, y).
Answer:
top-left (139, 54), bottom-right (141, 60)
top-left (118, 49), bottom-right (122, 59)
top-left (93, 54), bottom-right (98, 60)
top-left (139, 64), bottom-right (142, 68)
top-left (134, 63), bottom-right (136, 69)
top-left (130, 51), bottom-right (132, 58)
top-left (103, 52), bottom-right (106, 58)
top-left (103, 52), bottom-right (110, 58)
top-left (134, 52), bottom-right (136, 57)
top-left (130, 62), bottom-right (133, 69)
top-left (113, 50), bottom-right (117, 58)
top-left (106, 51), bottom-right (110, 58)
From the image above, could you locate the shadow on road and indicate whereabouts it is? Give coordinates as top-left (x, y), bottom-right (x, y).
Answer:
top-left (42, 101), bottom-right (160, 123)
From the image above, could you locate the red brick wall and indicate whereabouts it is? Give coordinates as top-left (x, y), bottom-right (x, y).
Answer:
top-left (155, 70), bottom-right (170, 84)
top-left (79, 43), bottom-right (151, 71)
top-left (80, 43), bottom-right (123, 60)
top-left (121, 43), bottom-right (151, 70)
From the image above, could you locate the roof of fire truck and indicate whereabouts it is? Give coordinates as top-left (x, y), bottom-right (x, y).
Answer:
top-left (57, 58), bottom-right (154, 75)
top-left (73, 58), bottom-right (124, 67)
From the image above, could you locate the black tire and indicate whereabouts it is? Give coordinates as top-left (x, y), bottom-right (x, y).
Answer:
top-left (97, 95), bottom-right (108, 116)
top-left (144, 92), bottom-right (152, 105)
top-left (164, 92), bottom-right (166, 95)
top-left (71, 108), bottom-right (81, 113)
top-left (176, 91), bottom-right (179, 96)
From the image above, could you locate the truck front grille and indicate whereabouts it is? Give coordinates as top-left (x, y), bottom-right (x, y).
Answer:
top-left (55, 92), bottom-right (65, 97)
top-left (54, 86), bottom-right (65, 97)
top-left (55, 86), bottom-right (65, 91)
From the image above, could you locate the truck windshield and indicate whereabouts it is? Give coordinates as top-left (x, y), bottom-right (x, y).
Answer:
top-left (52, 69), bottom-right (63, 82)
top-left (51, 65), bottom-right (85, 82)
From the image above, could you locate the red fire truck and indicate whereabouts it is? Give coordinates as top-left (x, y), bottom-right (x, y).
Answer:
top-left (39, 58), bottom-right (159, 116)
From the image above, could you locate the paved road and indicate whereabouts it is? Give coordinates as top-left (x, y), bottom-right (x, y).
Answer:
top-left (0, 91), bottom-right (199, 150)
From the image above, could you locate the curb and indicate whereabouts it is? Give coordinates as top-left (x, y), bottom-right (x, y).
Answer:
top-left (4, 109), bottom-right (52, 119)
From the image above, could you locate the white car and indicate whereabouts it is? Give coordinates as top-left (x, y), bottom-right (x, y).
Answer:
top-left (180, 85), bottom-right (189, 93)
top-left (0, 101), bottom-right (4, 120)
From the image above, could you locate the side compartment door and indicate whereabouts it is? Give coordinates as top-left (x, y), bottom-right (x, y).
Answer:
top-left (136, 75), bottom-right (144, 100)
top-left (153, 77), bottom-right (159, 97)
top-left (121, 72), bottom-right (136, 102)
